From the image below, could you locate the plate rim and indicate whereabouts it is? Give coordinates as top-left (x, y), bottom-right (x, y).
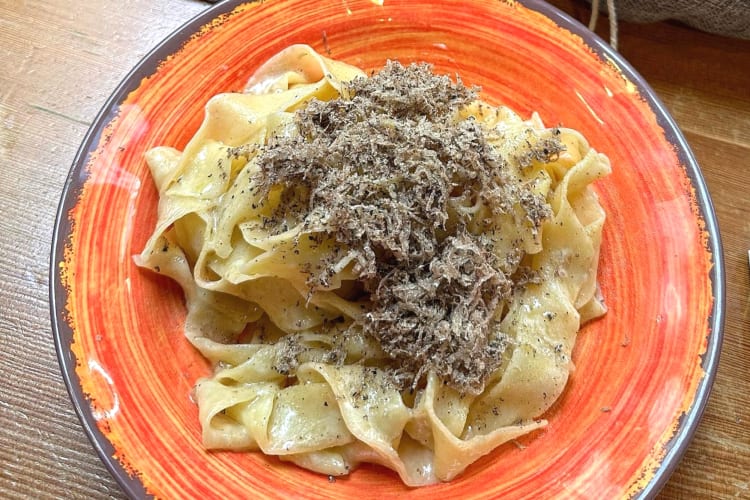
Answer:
top-left (49, 0), bottom-right (725, 498)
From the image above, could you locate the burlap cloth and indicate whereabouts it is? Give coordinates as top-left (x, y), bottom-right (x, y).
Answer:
top-left (596, 0), bottom-right (750, 39)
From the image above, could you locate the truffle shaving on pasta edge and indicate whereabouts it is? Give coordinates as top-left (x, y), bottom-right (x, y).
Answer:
top-left (135, 44), bottom-right (610, 486)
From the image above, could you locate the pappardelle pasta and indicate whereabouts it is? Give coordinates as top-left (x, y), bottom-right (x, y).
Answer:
top-left (136, 45), bottom-right (610, 486)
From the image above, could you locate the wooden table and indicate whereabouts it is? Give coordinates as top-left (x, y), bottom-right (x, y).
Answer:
top-left (0, 0), bottom-right (747, 498)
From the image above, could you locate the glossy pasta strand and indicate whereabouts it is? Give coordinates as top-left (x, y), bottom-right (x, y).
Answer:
top-left (136, 44), bottom-right (610, 486)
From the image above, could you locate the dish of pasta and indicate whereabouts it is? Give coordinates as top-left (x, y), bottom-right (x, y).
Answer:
top-left (135, 44), bottom-right (610, 486)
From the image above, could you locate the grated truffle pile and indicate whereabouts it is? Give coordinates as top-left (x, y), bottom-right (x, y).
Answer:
top-left (256, 62), bottom-right (555, 394)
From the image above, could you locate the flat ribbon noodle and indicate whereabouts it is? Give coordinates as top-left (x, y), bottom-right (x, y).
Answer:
top-left (136, 44), bottom-right (610, 486)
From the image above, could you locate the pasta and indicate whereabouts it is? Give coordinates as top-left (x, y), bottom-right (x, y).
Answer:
top-left (136, 44), bottom-right (610, 486)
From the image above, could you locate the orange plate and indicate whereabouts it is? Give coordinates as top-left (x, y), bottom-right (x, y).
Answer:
top-left (51, 0), bottom-right (723, 498)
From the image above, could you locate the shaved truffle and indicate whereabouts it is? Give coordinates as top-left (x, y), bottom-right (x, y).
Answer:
top-left (255, 61), bottom-right (555, 394)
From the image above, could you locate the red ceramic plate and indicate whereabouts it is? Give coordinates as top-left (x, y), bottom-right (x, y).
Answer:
top-left (51, 0), bottom-right (723, 498)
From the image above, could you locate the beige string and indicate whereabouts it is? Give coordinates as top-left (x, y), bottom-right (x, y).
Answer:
top-left (588, 0), bottom-right (619, 50)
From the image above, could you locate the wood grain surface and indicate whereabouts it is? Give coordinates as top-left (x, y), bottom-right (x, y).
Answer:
top-left (0, 0), bottom-right (747, 498)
